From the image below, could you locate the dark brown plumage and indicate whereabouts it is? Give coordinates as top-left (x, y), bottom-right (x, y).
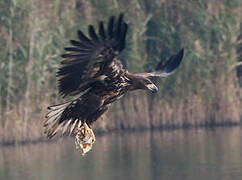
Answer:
top-left (44, 14), bottom-right (184, 138)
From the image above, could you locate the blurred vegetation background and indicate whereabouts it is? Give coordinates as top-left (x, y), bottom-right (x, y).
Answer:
top-left (0, 0), bottom-right (242, 142)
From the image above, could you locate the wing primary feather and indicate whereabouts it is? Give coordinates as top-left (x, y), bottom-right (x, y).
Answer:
top-left (147, 49), bottom-right (184, 77)
top-left (70, 40), bottom-right (82, 47)
top-left (60, 58), bottom-right (90, 65)
top-left (98, 21), bottom-right (106, 40)
top-left (61, 53), bottom-right (90, 59)
top-left (69, 40), bottom-right (93, 49)
top-left (116, 22), bottom-right (128, 51)
top-left (64, 47), bottom-right (91, 53)
top-left (135, 49), bottom-right (184, 78)
top-left (158, 48), bottom-right (184, 73)
top-left (77, 30), bottom-right (91, 43)
top-left (108, 16), bottom-right (115, 38)
top-left (115, 13), bottom-right (124, 38)
top-left (70, 119), bottom-right (78, 135)
top-left (88, 25), bottom-right (99, 42)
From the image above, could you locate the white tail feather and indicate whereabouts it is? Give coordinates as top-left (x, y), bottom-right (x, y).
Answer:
top-left (47, 101), bottom-right (71, 110)
top-left (45, 106), bottom-right (67, 119)
top-left (62, 120), bottom-right (72, 135)
top-left (45, 99), bottom-right (83, 138)
top-left (70, 119), bottom-right (78, 135)
top-left (44, 110), bottom-right (63, 126)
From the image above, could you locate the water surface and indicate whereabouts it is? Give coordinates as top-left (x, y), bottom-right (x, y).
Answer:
top-left (0, 127), bottom-right (242, 180)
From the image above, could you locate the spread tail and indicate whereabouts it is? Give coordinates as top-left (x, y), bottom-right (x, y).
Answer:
top-left (44, 100), bottom-right (82, 138)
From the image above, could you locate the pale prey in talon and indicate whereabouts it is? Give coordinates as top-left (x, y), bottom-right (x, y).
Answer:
top-left (74, 123), bottom-right (95, 155)
top-left (44, 13), bottom-right (184, 156)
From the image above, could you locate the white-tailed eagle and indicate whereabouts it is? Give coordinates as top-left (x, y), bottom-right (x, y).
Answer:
top-left (44, 14), bottom-right (184, 154)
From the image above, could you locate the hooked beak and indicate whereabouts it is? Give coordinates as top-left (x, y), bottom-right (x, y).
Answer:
top-left (146, 83), bottom-right (158, 93)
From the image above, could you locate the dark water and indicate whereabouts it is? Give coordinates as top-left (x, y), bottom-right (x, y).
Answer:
top-left (0, 127), bottom-right (242, 180)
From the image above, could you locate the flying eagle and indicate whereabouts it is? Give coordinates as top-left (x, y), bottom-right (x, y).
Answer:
top-left (44, 14), bottom-right (184, 143)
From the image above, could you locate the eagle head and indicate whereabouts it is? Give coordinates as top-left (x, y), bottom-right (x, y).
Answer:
top-left (130, 75), bottom-right (158, 93)
top-left (141, 78), bottom-right (158, 93)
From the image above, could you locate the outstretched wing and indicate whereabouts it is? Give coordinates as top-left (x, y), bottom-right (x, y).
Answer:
top-left (136, 49), bottom-right (184, 78)
top-left (57, 14), bottom-right (128, 97)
